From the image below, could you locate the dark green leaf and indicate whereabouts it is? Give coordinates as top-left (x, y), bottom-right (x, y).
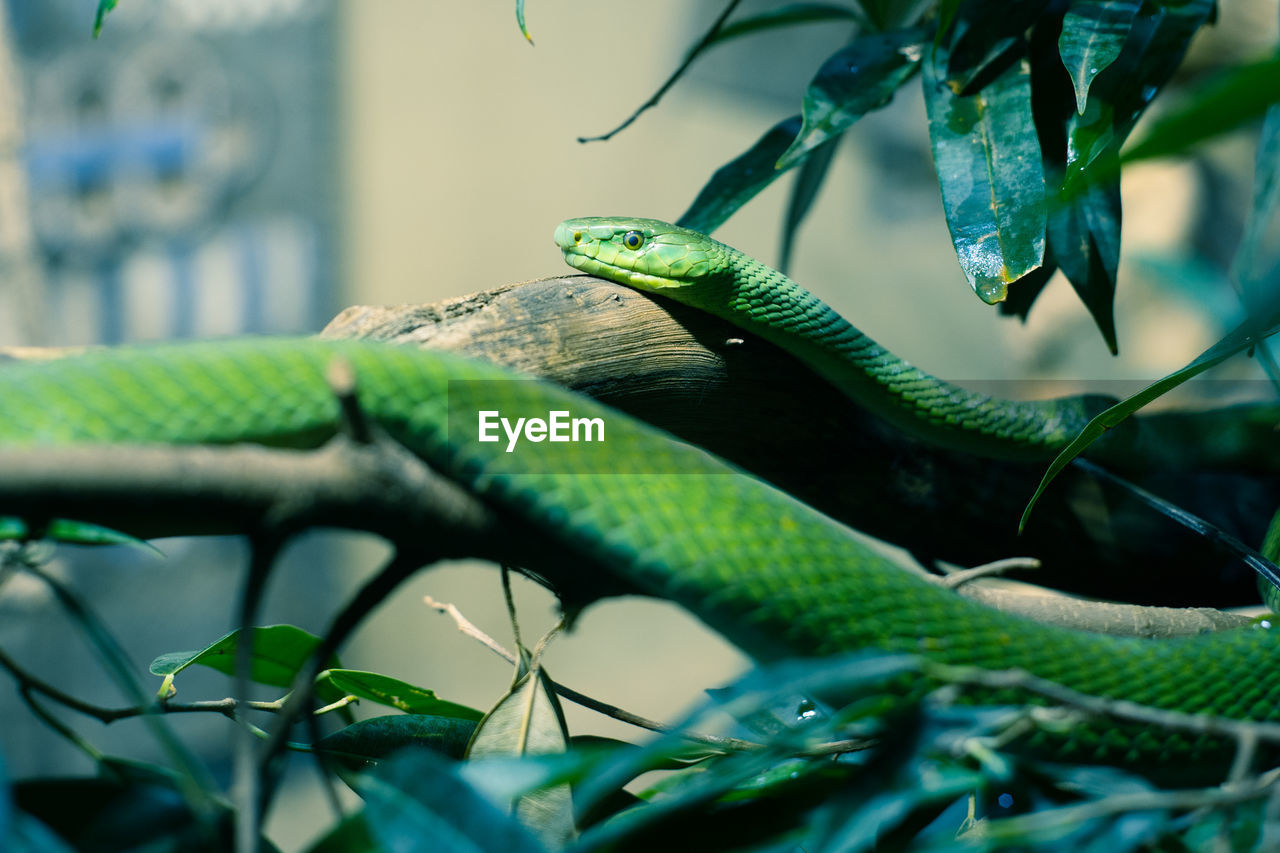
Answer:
top-left (1058, 0), bottom-right (1142, 114)
top-left (707, 3), bottom-right (864, 47)
top-left (779, 137), bottom-right (839, 273)
top-left (1020, 313), bottom-right (1280, 530)
top-left (999, 252), bottom-right (1058, 320)
top-left (467, 668), bottom-right (574, 849)
top-left (317, 715), bottom-right (478, 768)
top-left (776, 28), bottom-right (926, 170)
top-left (676, 115), bottom-right (803, 234)
top-left (302, 813), bottom-right (379, 853)
top-left (149, 624), bottom-right (338, 688)
top-left (1233, 100), bottom-right (1280, 312)
top-left (924, 50), bottom-right (1047, 304)
top-left (939, 0), bottom-right (1049, 94)
top-left (515, 0), bottom-right (532, 44)
top-left (318, 670), bottom-right (482, 720)
top-left (1122, 54), bottom-right (1280, 164)
top-left (357, 749), bottom-right (549, 853)
top-left (1047, 171), bottom-right (1121, 352)
top-left (93, 0), bottom-right (119, 38)
top-left (1063, 0), bottom-right (1215, 190)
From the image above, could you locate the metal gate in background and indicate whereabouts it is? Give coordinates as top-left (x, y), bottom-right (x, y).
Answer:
top-left (4, 0), bottom-right (339, 346)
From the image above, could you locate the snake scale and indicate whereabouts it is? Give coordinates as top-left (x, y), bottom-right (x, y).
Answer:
top-left (0, 216), bottom-right (1273, 775)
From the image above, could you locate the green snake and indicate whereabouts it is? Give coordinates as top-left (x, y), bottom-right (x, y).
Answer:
top-left (0, 217), bottom-right (1274, 776)
top-left (555, 216), bottom-right (1114, 460)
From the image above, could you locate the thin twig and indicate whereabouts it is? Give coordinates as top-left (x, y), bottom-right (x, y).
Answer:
top-left (577, 0), bottom-right (744, 143)
top-left (934, 557), bottom-right (1041, 588)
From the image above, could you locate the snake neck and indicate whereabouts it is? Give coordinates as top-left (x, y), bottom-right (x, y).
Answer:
top-left (692, 253), bottom-right (1096, 459)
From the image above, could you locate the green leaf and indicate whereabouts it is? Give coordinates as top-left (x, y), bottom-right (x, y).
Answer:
top-left (515, 0), bottom-right (532, 44)
top-left (1063, 0), bottom-right (1214, 189)
top-left (0, 517), bottom-right (161, 555)
top-left (317, 715), bottom-right (478, 768)
top-left (149, 624), bottom-right (339, 688)
top-left (939, 0), bottom-right (1049, 94)
top-left (357, 749), bottom-right (549, 853)
top-left (707, 3), bottom-right (864, 47)
top-left (676, 115), bottom-right (803, 235)
top-left (779, 137), bottom-right (839, 273)
top-left (302, 813), bottom-right (379, 853)
top-left (1020, 314), bottom-right (1280, 531)
top-left (93, 0), bottom-right (119, 38)
top-left (924, 50), bottom-right (1047, 304)
top-left (775, 28), bottom-right (926, 170)
top-left (1047, 171), bottom-right (1122, 352)
top-left (1123, 54), bottom-right (1280, 165)
top-left (1058, 0), bottom-right (1142, 114)
top-left (317, 669), bottom-right (482, 720)
top-left (1233, 101), bottom-right (1280, 299)
top-left (467, 668), bottom-right (574, 849)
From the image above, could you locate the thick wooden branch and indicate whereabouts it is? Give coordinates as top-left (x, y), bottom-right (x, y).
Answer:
top-left (323, 276), bottom-right (1280, 608)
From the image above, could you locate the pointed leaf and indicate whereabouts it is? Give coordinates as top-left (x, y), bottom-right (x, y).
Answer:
top-left (358, 749), bottom-right (549, 853)
top-left (924, 50), bottom-right (1047, 303)
top-left (318, 670), bottom-right (482, 720)
top-left (317, 715), bottom-right (478, 768)
top-left (1233, 102), bottom-right (1280, 300)
top-left (148, 624), bottom-right (339, 688)
top-left (1058, 0), bottom-right (1142, 114)
top-left (940, 0), bottom-right (1049, 94)
top-left (1122, 54), bottom-right (1280, 165)
top-left (776, 29), bottom-right (926, 170)
top-left (677, 116), bottom-right (803, 235)
top-left (515, 0), bottom-right (532, 44)
top-left (93, 0), bottom-right (119, 38)
top-left (1020, 314), bottom-right (1280, 530)
top-left (779, 136), bottom-right (839, 273)
top-left (1047, 169), bottom-right (1121, 352)
top-left (467, 668), bottom-right (574, 849)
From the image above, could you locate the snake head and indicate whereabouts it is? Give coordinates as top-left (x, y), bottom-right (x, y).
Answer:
top-left (555, 217), bottom-right (729, 292)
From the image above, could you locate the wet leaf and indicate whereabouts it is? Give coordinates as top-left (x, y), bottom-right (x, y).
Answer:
top-left (924, 50), bottom-right (1047, 303)
top-left (776, 28), bottom-right (926, 170)
top-left (939, 0), bottom-right (1049, 94)
top-left (677, 115), bottom-right (803, 234)
top-left (1058, 0), bottom-right (1141, 114)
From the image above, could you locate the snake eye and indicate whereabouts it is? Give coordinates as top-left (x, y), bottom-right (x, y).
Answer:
top-left (622, 230), bottom-right (644, 250)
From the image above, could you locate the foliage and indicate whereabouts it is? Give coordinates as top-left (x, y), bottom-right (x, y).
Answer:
top-left (7, 2), bottom-right (1280, 852)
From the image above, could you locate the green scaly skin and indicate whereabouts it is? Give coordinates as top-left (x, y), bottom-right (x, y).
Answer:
top-left (0, 336), bottom-right (1277, 774)
top-left (555, 216), bottom-right (1115, 460)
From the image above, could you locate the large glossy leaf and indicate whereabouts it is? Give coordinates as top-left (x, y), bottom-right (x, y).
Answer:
top-left (1122, 54), bottom-right (1280, 165)
top-left (1058, 0), bottom-right (1142, 115)
top-left (776, 28), bottom-right (927, 170)
top-left (358, 749), bottom-right (549, 853)
top-left (924, 50), bottom-right (1047, 304)
top-left (676, 115), bottom-right (803, 234)
top-left (317, 670), bottom-right (482, 720)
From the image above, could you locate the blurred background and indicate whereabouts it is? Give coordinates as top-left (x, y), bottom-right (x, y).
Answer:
top-left (0, 0), bottom-right (1276, 848)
